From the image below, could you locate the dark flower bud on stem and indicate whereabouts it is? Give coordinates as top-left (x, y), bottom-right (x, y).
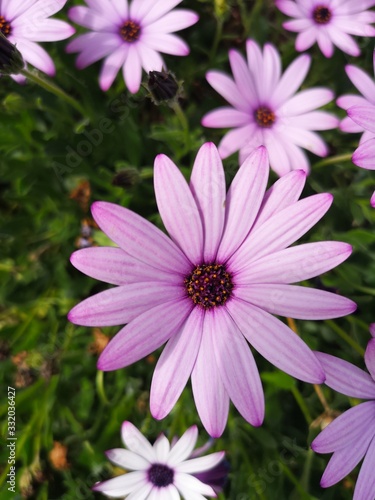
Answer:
top-left (0, 32), bottom-right (24, 75)
top-left (112, 168), bottom-right (140, 188)
top-left (147, 69), bottom-right (180, 104)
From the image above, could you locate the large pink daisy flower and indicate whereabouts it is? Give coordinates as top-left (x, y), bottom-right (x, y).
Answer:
top-left (66, 0), bottom-right (198, 92)
top-left (312, 329), bottom-right (375, 500)
top-left (0, 0), bottom-right (74, 82)
top-left (201, 39), bottom-right (338, 176)
top-left (68, 143), bottom-right (356, 437)
top-left (275, 0), bottom-right (375, 58)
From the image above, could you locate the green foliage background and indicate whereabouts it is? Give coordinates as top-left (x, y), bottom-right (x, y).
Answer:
top-left (1, 0), bottom-right (375, 498)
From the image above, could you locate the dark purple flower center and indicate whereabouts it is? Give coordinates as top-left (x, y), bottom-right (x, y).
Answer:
top-left (0, 16), bottom-right (11, 36)
top-left (120, 20), bottom-right (141, 43)
top-left (147, 464), bottom-right (174, 487)
top-left (313, 5), bottom-right (332, 24)
top-left (254, 106), bottom-right (275, 128)
top-left (185, 264), bottom-right (234, 309)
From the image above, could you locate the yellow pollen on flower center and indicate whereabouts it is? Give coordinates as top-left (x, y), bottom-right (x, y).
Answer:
top-left (184, 264), bottom-right (234, 309)
top-left (313, 5), bottom-right (332, 24)
top-left (120, 20), bottom-right (141, 43)
top-left (0, 16), bottom-right (11, 36)
top-left (255, 106), bottom-right (275, 128)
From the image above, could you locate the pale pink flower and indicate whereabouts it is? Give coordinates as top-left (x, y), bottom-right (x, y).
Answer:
top-left (312, 331), bottom-right (375, 500)
top-left (202, 40), bottom-right (338, 176)
top-left (93, 422), bottom-right (225, 499)
top-left (276, 0), bottom-right (375, 58)
top-left (337, 51), bottom-right (375, 147)
top-left (0, 0), bottom-right (74, 82)
top-left (68, 143), bottom-right (356, 437)
top-left (66, 0), bottom-right (198, 92)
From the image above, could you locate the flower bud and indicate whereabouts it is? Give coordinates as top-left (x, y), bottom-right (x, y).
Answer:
top-left (147, 69), bottom-right (180, 104)
top-left (0, 32), bottom-right (24, 75)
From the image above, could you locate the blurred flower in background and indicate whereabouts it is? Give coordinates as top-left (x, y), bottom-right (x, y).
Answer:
top-left (68, 143), bottom-right (356, 437)
top-left (275, 0), bottom-right (375, 57)
top-left (67, 0), bottom-right (198, 92)
top-left (93, 422), bottom-right (225, 499)
top-left (202, 39), bottom-right (338, 176)
top-left (0, 0), bottom-right (74, 82)
top-left (312, 328), bottom-right (375, 500)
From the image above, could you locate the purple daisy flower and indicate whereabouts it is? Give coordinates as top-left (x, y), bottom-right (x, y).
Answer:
top-left (68, 143), bottom-right (356, 437)
top-left (311, 334), bottom-right (375, 500)
top-left (0, 0), bottom-right (74, 82)
top-left (275, 0), bottom-right (375, 58)
top-left (337, 51), bottom-right (375, 147)
top-left (66, 0), bottom-right (198, 93)
top-left (93, 422), bottom-right (225, 499)
top-left (201, 39), bottom-right (338, 176)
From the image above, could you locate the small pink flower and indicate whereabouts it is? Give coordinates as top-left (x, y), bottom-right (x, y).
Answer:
top-left (202, 39), bottom-right (338, 176)
top-left (337, 51), bottom-right (375, 146)
top-left (276, 0), bottom-right (375, 58)
top-left (93, 422), bottom-right (225, 499)
top-left (68, 143), bottom-right (356, 437)
top-left (0, 0), bottom-right (74, 82)
top-left (66, 0), bottom-right (198, 92)
top-left (312, 334), bottom-right (375, 500)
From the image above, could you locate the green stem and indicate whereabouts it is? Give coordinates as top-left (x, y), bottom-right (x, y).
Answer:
top-left (291, 386), bottom-right (313, 425)
top-left (169, 100), bottom-right (190, 151)
top-left (209, 17), bottom-right (223, 63)
top-left (20, 68), bottom-right (86, 116)
top-left (96, 370), bottom-right (109, 406)
top-left (325, 319), bottom-right (365, 356)
top-left (314, 153), bottom-right (353, 168)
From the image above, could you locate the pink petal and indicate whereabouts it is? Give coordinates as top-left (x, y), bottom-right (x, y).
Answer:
top-left (295, 27), bottom-right (318, 53)
top-left (228, 49), bottom-right (258, 104)
top-left (246, 40), bottom-right (267, 102)
top-left (97, 299), bottom-right (192, 370)
top-left (252, 170), bottom-right (306, 230)
top-left (137, 44), bottom-right (164, 72)
top-left (345, 64), bottom-right (375, 103)
top-left (286, 111), bottom-right (339, 130)
top-left (337, 94), bottom-right (370, 111)
top-left (99, 44), bottom-right (128, 91)
top-left (206, 70), bottom-right (249, 111)
top-left (339, 116), bottom-right (364, 133)
top-left (92, 471), bottom-right (147, 496)
top-left (279, 88), bottom-right (334, 115)
top-left (144, 9), bottom-right (198, 33)
top-left (121, 421), bottom-right (156, 461)
top-left (13, 19), bottom-right (75, 42)
top-left (218, 124), bottom-right (255, 159)
top-left (137, 0), bottom-right (182, 26)
top-left (14, 39), bottom-right (55, 76)
top-left (217, 146), bottom-right (269, 261)
top-left (176, 451), bottom-right (225, 474)
top-left (236, 241), bottom-right (352, 285)
top-left (352, 137), bottom-right (375, 170)
top-left (230, 193), bottom-right (333, 272)
top-left (141, 32), bottom-right (189, 56)
top-left (272, 54), bottom-right (311, 107)
top-left (105, 448), bottom-right (150, 470)
top-left (174, 472), bottom-right (216, 498)
top-left (348, 104), bottom-right (375, 134)
top-left (154, 154), bottom-right (203, 264)
top-left (371, 192), bottom-right (375, 208)
top-left (234, 284), bottom-right (356, 320)
top-left (227, 299), bottom-right (325, 383)
top-left (191, 313), bottom-right (230, 438)
top-left (91, 202), bottom-right (190, 275)
top-left (279, 127), bottom-right (329, 156)
top-left (275, 0), bottom-right (303, 17)
top-left (328, 25), bottom-right (360, 57)
top-left (68, 283), bottom-right (185, 326)
top-left (314, 351), bottom-right (375, 399)
top-left (150, 308), bottom-right (204, 419)
top-left (167, 426), bottom-right (198, 466)
top-left (312, 402), bottom-right (375, 454)
top-left (212, 308), bottom-right (265, 426)
top-left (263, 43), bottom-right (282, 97)
top-left (67, 33), bottom-right (121, 69)
top-left (201, 107), bottom-right (250, 128)
top-left (70, 247), bottom-right (178, 285)
top-left (283, 18), bottom-right (312, 31)
top-left (365, 338), bottom-right (375, 381)
top-left (263, 130), bottom-right (293, 176)
top-left (123, 45), bottom-right (142, 93)
top-left (189, 143), bottom-right (226, 261)
top-left (68, 6), bottom-right (115, 30)
top-left (354, 434), bottom-right (375, 500)
top-left (316, 30), bottom-right (335, 58)
top-left (280, 140), bottom-right (310, 173)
